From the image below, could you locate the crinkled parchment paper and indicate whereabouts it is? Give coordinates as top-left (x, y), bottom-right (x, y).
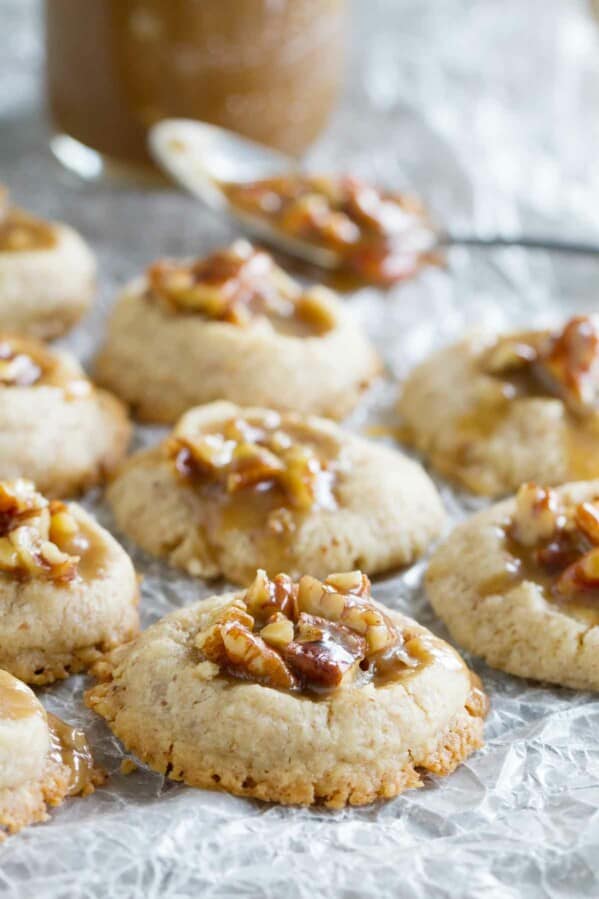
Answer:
top-left (1, 1), bottom-right (599, 896)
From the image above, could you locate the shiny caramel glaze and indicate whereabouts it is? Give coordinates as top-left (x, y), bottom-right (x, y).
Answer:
top-left (487, 485), bottom-right (599, 625)
top-left (222, 174), bottom-right (437, 286)
top-left (169, 410), bottom-right (341, 574)
top-left (53, 515), bottom-right (110, 583)
top-left (0, 481), bottom-right (108, 586)
top-left (146, 241), bottom-right (337, 337)
top-left (47, 713), bottom-right (97, 796)
top-left (0, 334), bottom-right (91, 395)
top-left (0, 206), bottom-right (56, 253)
top-left (195, 570), bottom-right (467, 695)
top-left (446, 319), bottom-right (599, 486)
top-left (0, 670), bottom-right (43, 721)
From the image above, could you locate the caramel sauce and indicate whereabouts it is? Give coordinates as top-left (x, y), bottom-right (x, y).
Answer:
top-left (0, 336), bottom-right (90, 395)
top-left (59, 519), bottom-right (110, 582)
top-left (176, 415), bottom-right (341, 576)
top-left (47, 713), bottom-right (96, 796)
top-left (490, 525), bottom-right (599, 626)
top-left (221, 175), bottom-right (436, 286)
top-left (309, 630), bottom-right (464, 693)
top-left (147, 245), bottom-right (335, 338)
top-left (450, 360), bottom-right (599, 484)
top-left (0, 209), bottom-right (57, 253)
top-left (372, 631), bottom-right (464, 687)
top-left (466, 672), bottom-right (490, 718)
top-left (0, 669), bottom-right (43, 721)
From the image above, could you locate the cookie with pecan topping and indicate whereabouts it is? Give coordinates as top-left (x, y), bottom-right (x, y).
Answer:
top-left (107, 401), bottom-right (445, 584)
top-left (94, 241), bottom-right (381, 423)
top-left (0, 479), bottom-right (139, 685)
top-left (398, 316), bottom-right (599, 496)
top-left (0, 669), bottom-right (103, 840)
top-left (86, 570), bottom-right (487, 807)
top-left (0, 334), bottom-right (130, 496)
top-left (0, 186), bottom-right (95, 339)
top-left (427, 480), bottom-right (599, 690)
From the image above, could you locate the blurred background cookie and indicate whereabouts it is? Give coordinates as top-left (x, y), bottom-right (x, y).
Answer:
top-left (0, 668), bottom-right (102, 840)
top-left (0, 479), bottom-right (139, 685)
top-left (0, 187), bottom-right (95, 339)
top-left (95, 241), bottom-right (381, 423)
top-left (0, 334), bottom-right (130, 496)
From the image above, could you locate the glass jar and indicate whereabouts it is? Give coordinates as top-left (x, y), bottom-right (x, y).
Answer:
top-left (44, 0), bottom-right (346, 177)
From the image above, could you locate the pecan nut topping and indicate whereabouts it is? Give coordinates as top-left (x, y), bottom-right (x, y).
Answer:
top-left (168, 412), bottom-right (338, 513)
top-left (482, 315), bottom-right (599, 417)
top-left (508, 482), bottom-right (599, 604)
top-left (0, 480), bottom-right (80, 583)
top-left (221, 175), bottom-right (436, 285)
top-left (194, 570), bottom-right (417, 693)
top-left (147, 240), bottom-right (336, 334)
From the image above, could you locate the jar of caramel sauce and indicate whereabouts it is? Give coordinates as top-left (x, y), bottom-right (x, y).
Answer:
top-left (44, 0), bottom-right (346, 175)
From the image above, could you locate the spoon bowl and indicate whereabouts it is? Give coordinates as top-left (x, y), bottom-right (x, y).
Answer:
top-left (149, 119), bottom-right (340, 268)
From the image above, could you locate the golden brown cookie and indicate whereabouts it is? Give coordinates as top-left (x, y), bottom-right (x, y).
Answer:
top-left (107, 401), bottom-right (446, 584)
top-left (0, 479), bottom-right (139, 685)
top-left (0, 333), bottom-right (130, 496)
top-left (95, 241), bottom-right (381, 423)
top-left (86, 570), bottom-right (487, 808)
top-left (0, 669), bottom-right (102, 840)
top-left (427, 480), bottom-right (599, 689)
top-left (0, 187), bottom-right (95, 339)
top-left (398, 316), bottom-right (599, 496)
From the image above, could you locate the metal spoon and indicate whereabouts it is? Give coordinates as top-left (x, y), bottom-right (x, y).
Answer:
top-left (149, 118), bottom-right (599, 266)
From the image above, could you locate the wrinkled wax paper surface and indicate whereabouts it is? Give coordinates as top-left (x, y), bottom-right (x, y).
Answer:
top-left (1, 1), bottom-right (599, 896)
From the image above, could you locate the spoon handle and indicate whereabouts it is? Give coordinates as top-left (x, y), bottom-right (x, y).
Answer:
top-left (442, 232), bottom-right (599, 256)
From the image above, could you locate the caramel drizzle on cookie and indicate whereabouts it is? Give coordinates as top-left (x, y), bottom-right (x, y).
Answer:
top-left (501, 482), bottom-right (599, 615)
top-left (482, 315), bottom-right (599, 417)
top-left (0, 480), bottom-right (80, 583)
top-left (168, 413), bottom-right (338, 513)
top-left (146, 241), bottom-right (336, 334)
top-left (195, 570), bottom-right (419, 694)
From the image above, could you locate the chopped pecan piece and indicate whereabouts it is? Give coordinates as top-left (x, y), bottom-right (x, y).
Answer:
top-left (0, 480), bottom-right (79, 582)
top-left (196, 599), bottom-right (296, 689)
top-left (511, 483), bottom-right (561, 547)
top-left (169, 412), bottom-right (335, 513)
top-left (280, 613), bottom-right (366, 689)
top-left (245, 569), bottom-right (298, 622)
top-left (260, 614), bottom-right (295, 648)
top-left (219, 620), bottom-right (296, 690)
top-left (195, 570), bottom-right (413, 693)
top-left (574, 501), bottom-right (599, 545)
top-left (539, 316), bottom-right (599, 414)
top-left (482, 334), bottom-right (543, 375)
top-left (555, 547), bottom-right (599, 600)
